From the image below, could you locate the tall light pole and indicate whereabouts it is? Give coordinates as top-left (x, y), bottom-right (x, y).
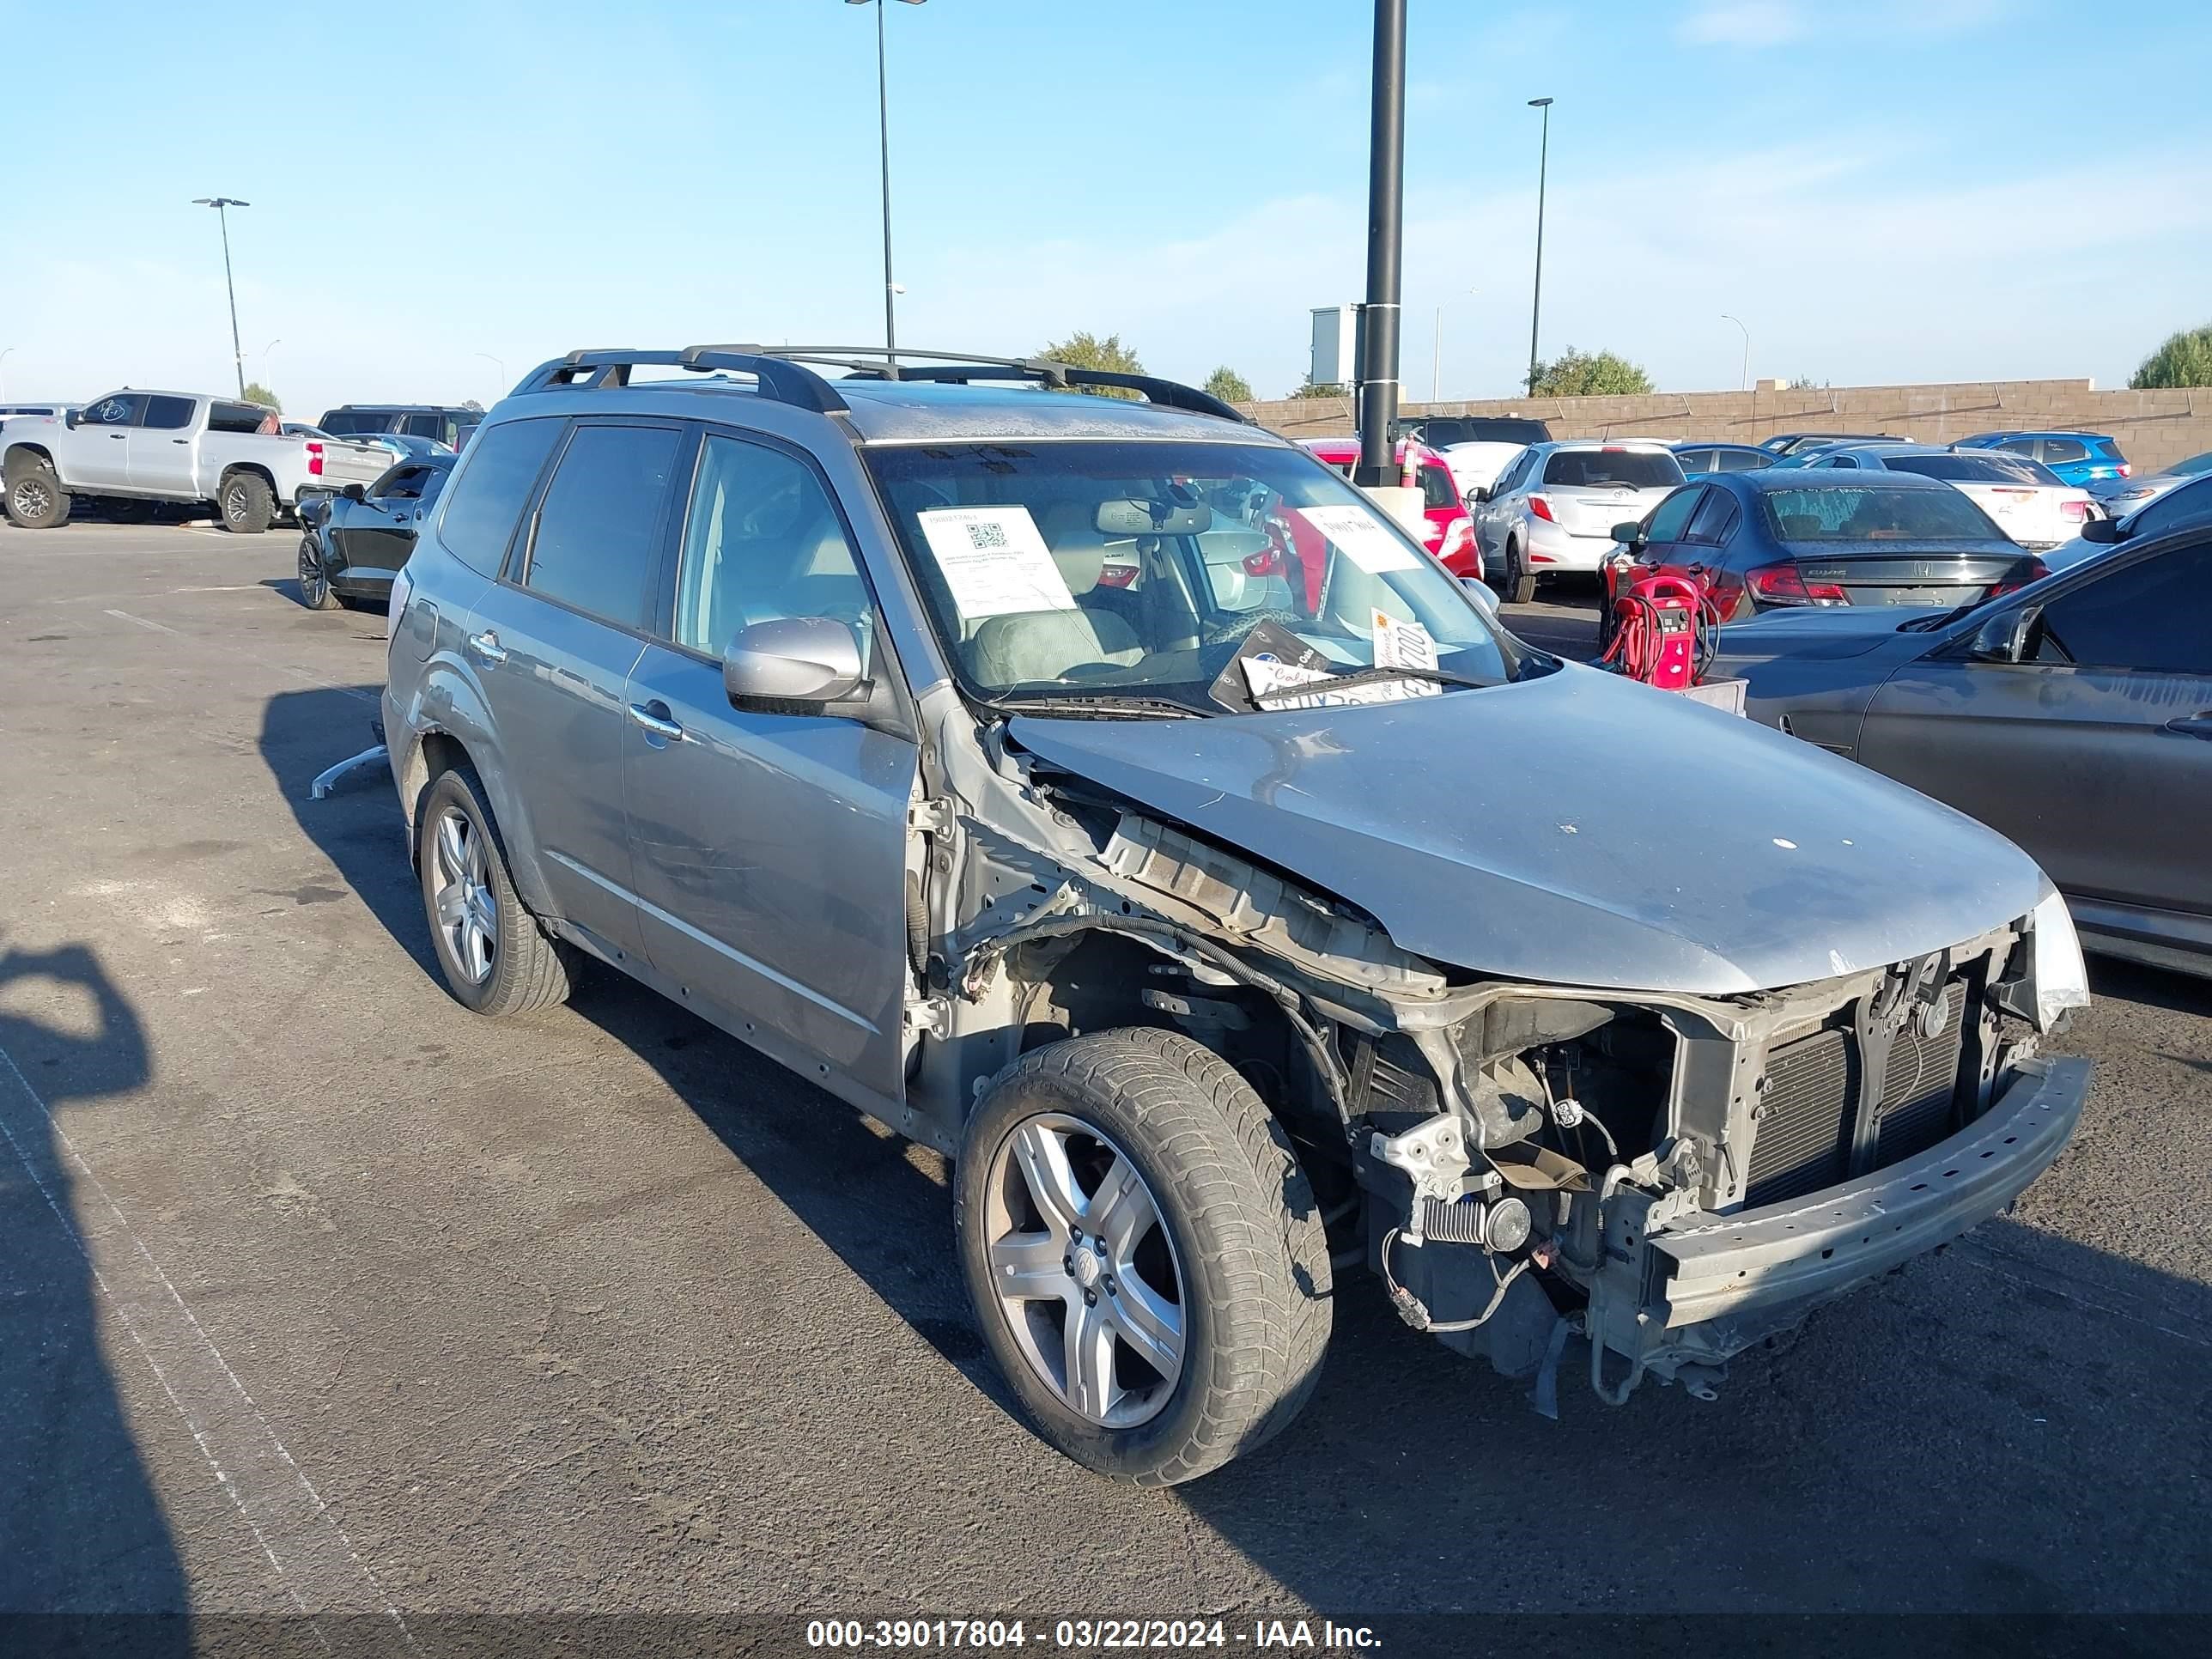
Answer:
top-left (1525, 99), bottom-right (1553, 397)
top-left (1722, 313), bottom-right (1750, 392)
top-left (0, 347), bottom-right (13, 399)
top-left (848, 0), bottom-right (926, 362)
top-left (475, 353), bottom-right (507, 401)
top-left (260, 338), bottom-right (282, 398)
top-left (192, 198), bottom-right (251, 398)
top-left (1355, 0), bottom-right (1407, 486)
top-left (1431, 287), bottom-right (1478, 403)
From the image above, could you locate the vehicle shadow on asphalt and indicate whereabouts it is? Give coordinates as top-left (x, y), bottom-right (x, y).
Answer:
top-left (265, 685), bottom-right (2212, 1616)
top-left (0, 937), bottom-right (191, 1649)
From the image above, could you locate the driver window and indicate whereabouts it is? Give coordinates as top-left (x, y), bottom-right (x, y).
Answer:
top-left (673, 434), bottom-right (872, 656)
top-left (80, 393), bottom-right (148, 428)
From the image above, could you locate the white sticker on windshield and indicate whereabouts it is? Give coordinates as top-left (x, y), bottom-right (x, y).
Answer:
top-left (1370, 609), bottom-right (1437, 672)
top-left (1292, 503), bottom-right (1422, 574)
top-left (916, 506), bottom-right (1077, 618)
top-left (1243, 657), bottom-right (1439, 709)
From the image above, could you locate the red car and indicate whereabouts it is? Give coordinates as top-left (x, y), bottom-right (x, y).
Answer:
top-left (1301, 438), bottom-right (1480, 576)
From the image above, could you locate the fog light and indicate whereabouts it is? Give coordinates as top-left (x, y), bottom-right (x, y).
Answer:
top-left (1483, 1196), bottom-right (1533, 1254)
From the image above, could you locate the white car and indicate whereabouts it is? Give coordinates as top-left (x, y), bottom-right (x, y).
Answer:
top-left (1471, 439), bottom-right (1686, 601)
top-left (1791, 444), bottom-right (2097, 551)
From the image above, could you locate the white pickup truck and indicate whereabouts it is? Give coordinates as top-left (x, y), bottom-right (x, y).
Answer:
top-left (1, 389), bottom-right (389, 532)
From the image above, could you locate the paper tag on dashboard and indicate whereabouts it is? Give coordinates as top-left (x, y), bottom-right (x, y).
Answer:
top-left (1243, 657), bottom-right (1439, 709)
top-left (1370, 610), bottom-right (1437, 672)
top-left (916, 507), bottom-right (1076, 618)
top-left (1292, 504), bottom-right (1421, 574)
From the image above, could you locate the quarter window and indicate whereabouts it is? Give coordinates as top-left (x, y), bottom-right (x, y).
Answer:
top-left (437, 416), bottom-right (564, 576)
top-left (522, 423), bottom-right (681, 629)
top-left (672, 434), bottom-right (871, 655)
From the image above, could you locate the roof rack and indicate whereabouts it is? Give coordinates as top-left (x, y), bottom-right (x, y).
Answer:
top-left (512, 344), bottom-right (1249, 424)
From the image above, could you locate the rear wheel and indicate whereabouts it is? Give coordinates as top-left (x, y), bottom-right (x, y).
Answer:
top-left (955, 1029), bottom-right (1332, 1486)
top-left (1507, 538), bottom-right (1537, 605)
top-left (416, 767), bottom-right (575, 1017)
top-left (4, 458), bottom-right (72, 529)
top-left (296, 536), bottom-right (342, 610)
top-left (218, 471), bottom-right (274, 534)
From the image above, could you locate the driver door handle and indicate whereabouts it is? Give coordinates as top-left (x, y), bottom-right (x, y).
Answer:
top-left (465, 629), bottom-right (507, 666)
top-left (627, 702), bottom-right (685, 742)
top-left (2164, 711), bottom-right (2212, 740)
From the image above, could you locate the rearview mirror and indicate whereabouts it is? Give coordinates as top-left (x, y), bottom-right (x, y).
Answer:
top-left (724, 617), bottom-right (867, 710)
top-left (2080, 516), bottom-right (2120, 544)
top-left (1461, 577), bottom-right (1500, 616)
top-left (1968, 605), bottom-right (2039, 665)
top-left (1612, 521), bottom-right (1645, 544)
top-left (1096, 497), bottom-right (1209, 536)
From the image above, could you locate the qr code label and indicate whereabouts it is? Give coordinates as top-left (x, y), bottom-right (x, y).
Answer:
top-left (966, 520), bottom-right (1009, 550)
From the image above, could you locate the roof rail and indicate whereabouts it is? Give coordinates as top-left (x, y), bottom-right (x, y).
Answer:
top-left (512, 348), bottom-right (850, 415)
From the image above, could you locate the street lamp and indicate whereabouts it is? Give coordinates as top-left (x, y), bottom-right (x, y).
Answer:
top-left (848, 0), bottom-right (927, 362)
top-left (1722, 313), bottom-right (1750, 392)
top-left (1524, 98), bottom-right (1553, 397)
top-left (192, 198), bottom-right (252, 398)
top-left (1431, 287), bottom-right (1477, 403)
top-left (261, 338), bottom-right (282, 398)
top-left (475, 353), bottom-right (507, 401)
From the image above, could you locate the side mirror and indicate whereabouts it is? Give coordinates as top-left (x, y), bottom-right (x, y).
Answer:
top-left (1470, 485), bottom-right (1492, 505)
top-left (2080, 516), bottom-right (2120, 544)
top-left (340, 483), bottom-right (368, 503)
top-left (1460, 577), bottom-right (1500, 616)
top-left (1968, 605), bottom-right (2039, 664)
top-left (723, 617), bottom-right (867, 710)
top-left (1612, 521), bottom-right (1645, 544)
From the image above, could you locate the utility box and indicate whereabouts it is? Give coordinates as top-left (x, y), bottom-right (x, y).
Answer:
top-left (1310, 305), bottom-right (1357, 389)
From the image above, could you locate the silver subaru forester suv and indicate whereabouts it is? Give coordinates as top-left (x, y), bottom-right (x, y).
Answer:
top-left (384, 345), bottom-right (2089, 1484)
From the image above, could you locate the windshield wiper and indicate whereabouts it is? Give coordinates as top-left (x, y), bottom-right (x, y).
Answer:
top-left (988, 691), bottom-right (1206, 720)
top-left (1249, 664), bottom-right (1489, 706)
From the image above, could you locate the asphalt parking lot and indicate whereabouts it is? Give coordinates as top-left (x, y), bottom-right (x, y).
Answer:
top-left (3, 522), bottom-right (2209, 1642)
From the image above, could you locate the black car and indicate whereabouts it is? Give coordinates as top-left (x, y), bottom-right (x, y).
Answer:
top-left (295, 453), bottom-right (454, 611)
top-left (1706, 521), bottom-right (2212, 975)
top-left (1614, 470), bottom-right (2045, 622)
top-left (1394, 414), bottom-right (1553, 448)
top-left (317, 404), bottom-right (481, 451)
top-left (1757, 431), bottom-right (1905, 458)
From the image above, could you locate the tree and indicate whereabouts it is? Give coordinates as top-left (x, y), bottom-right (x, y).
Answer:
top-left (1202, 366), bottom-right (1254, 404)
top-left (241, 381), bottom-right (281, 412)
top-left (1288, 379), bottom-right (1348, 400)
top-left (461, 398), bottom-right (486, 413)
top-left (1787, 374), bottom-right (1830, 391)
top-left (1038, 331), bottom-right (1144, 398)
top-left (2130, 325), bottom-right (2212, 389)
top-left (1526, 347), bottom-right (1653, 398)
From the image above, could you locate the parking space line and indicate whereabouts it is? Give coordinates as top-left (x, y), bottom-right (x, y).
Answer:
top-left (103, 608), bottom-right (182, 635)
top-left (0, 1042), bottom-right (416, 1644)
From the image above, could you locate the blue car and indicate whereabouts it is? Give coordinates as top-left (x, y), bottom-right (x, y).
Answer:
top-left (1955, 430), bottom-right (2130, 489)
top-left (1670, 441), bottom-right (1771, 477)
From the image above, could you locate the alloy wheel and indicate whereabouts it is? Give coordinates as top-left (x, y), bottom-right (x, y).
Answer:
top-left (13, 480), bottom-right (51, 519)
top-left (299, 541), bottom-right (327, 606)
top-left (982, 1112), bottom-right (1186, 1429)
top-left (430, 807), bottom-right (497, 984)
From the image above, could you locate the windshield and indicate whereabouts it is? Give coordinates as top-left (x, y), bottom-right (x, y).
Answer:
top-left (1760, 484), bottom-right (2002, 542)
top-left (1540, 449), bottom-right (1683, 489)
top-left (1881, 453), bottom-right (2059, 485)
top-left (863, 440), bottom-right (1521, 714)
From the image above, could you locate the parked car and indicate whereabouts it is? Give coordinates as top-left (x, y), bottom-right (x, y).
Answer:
top-left (1709, 521), bottom-right (2212, 975)
top-left (1787, 443), bottom-right (2097, 550)
top-left (1616, 471), bottom-right (2046, 618)
top-left (2043, 471), bottom-right (2212, 572)
top-left (1954, 430), bottom-right (2130, 489)
top-left (2088, 448), bottom-right (2212, 517)
top-left (1301, 437), bottom-right (1478, 574)
top-left (1672, 441), bottom-right (1771, 476)
top-left (318, 404), bottom-right (482, 451)
top-left (1758, 431), bottom-right (1905, 457)
top-left (1394, 415), bottom-right (1553, 499)
top-left (2, 389), bottom-right (389, 532)
top-left (381, 343), bottom-right (2087, 1481)
top-left (295, 451), bottom-right (456, 611)
top-left (1471, 439), bottom-right (1686, 600)
top-left (0, 402), bottom-right (75, 422)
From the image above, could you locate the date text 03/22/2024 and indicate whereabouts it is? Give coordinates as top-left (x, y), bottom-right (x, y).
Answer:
top-left (805, 1618), bottom-right (1383, 1650)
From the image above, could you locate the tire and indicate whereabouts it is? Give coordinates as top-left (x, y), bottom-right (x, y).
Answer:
top-left (416, 767), bottom-right (576, 1017)
top-left (217, 471), bottom-right (275, 534)
top-left (955, 1028), bottom-right (1332, 1486)
top-left (4, 457), bottom-right (72, 529)
top-left (1507, 539), bottom-right (1537, 605)
top-left (296, 536), bottom-right (342, 610)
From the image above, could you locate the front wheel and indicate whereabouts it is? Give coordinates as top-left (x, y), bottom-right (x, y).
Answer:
top-left (955, 1029), bottom-right (1332, 1486)
top-left (4, 458), bottom-right (72, 529)
top-left (296, 536), bottom-right (341, 610)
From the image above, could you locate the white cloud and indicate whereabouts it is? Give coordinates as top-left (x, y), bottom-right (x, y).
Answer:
top-left (1682, 0), bottom-right (2008, 48)
top-left (1680, 2), bottom-right (1808, 47)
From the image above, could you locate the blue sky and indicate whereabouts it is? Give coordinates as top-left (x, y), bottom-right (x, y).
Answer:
top-left (4, 0), bottom-right (2209, 416)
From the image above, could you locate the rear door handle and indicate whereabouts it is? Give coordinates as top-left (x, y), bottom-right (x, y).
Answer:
top-left (628, 702), bottom-right (685, 742)
top-left (465, 629), bottom-right (507, 666)
top-left (2164, 712), bottom-right (2212, 740)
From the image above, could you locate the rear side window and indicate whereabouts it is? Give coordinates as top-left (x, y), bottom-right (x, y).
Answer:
top-left (143, 395), bottom-right (197, 431)
top-left (1419, 462), bottom-right (1458, 511)
top-left (1542, 449), bottom-right (1682, 489)
top-left (319, 410), bottom-right (381, 435)
top-left (1686, 489), bottom-right (1741, 544)
top-left (521, 423), bottom-right (682, 629)
top-left (1884, 453), bottom-right (2058, 485)
top-left (402, 412), bottom-right (450, 442)
top-left (208, 402), bottom-right (268, 434)
top-left (2038, 543), bottom-right (2212, 674)
top-left (672, 434), bottom-right (871, 655)
top-left (437, 417), bottom-right (564, 575)
top-left (1713, 447), bottom-right (1768, 473)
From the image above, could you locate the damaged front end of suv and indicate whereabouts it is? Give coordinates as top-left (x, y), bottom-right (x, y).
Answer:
top-left (906, 665), bottom-right (2090, 1413)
